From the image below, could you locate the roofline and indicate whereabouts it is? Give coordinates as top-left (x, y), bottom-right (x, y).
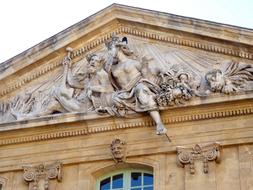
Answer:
top-left (1, 3), bottom-right (253, 76)
top-left (113, 3), bottom-right (253, 31)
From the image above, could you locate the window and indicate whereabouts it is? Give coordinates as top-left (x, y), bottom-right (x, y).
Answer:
top-left (97, 169), bottom-right (153, 190)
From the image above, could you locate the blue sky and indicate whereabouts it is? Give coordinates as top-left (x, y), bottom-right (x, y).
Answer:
top-left (0, 0), bottom-right (252, 63)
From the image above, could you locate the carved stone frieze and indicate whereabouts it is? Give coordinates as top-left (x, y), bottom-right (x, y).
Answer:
top-left (1, 35), bottom-right (253, 137)
top-left (176, 142), bottom-right (221, 174)
top-left (23, 161), bottom-right (62, 190)
top-left (111, 138), bottom-right (127, 163)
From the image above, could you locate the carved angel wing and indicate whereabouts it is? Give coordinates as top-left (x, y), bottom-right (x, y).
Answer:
top-left (224, 61), bottom-right (253, 83)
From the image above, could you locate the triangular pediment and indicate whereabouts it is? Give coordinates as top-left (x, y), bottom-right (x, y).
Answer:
top-left (0, 4), bottom-right (253, 127)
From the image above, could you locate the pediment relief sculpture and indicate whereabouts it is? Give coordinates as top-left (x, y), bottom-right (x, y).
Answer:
top-left (0, 35), bottom-right (253, 134)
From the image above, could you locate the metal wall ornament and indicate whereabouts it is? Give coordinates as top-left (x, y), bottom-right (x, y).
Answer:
top-left (176, 142), bottom-right (221, 174)
top-left (23, 161), bottom-right (62, 190)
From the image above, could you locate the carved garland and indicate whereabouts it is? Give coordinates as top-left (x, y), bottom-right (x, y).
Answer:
top-left (0, 106), bottom-right (252, 146)
top-left (177, 142), bottom-right (221, 174)
top-left (0, 26), bottom-right (252, 98)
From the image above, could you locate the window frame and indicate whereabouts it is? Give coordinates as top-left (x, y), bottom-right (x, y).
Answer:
top-left (96, 169), bottom-right (153, 190)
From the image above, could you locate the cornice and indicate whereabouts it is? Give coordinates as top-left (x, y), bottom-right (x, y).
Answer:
top-left (0, 102), bottom-right (252, 146)
top-left (1, 26), bottom-right (253, 98)
top-left (112, 4), bottom-right (253, 45)
top-left (71, 26), bottom-right (253, 60)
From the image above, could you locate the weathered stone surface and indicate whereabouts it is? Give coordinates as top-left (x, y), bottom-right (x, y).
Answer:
top-left (0, 3), bottom-right (252, 190)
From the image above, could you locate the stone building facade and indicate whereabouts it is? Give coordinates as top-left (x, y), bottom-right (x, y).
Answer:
top-left (0, 4), bottom-right (253, 190)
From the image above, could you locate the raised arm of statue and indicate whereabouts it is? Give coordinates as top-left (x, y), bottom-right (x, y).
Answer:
top-left (61, 47), bottom-right (84, 90)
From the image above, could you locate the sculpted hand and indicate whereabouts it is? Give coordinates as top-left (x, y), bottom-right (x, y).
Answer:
top-left (62, 47), bottom-right (73, 67)
top-left (87, 89), bottom-right (92, 99)
top-left (62, 56), bottom-right (71, 67)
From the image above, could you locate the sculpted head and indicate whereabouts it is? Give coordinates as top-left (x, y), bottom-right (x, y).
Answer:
top-left (205, 69), bottom-right (225, 92)
top-left (106, 35), bottom-right (133, 61)
top-left (110, 138), bottom-right (126, 162)
top-left (177, 72), bottom-right (191, 83)
top-left (86, 54), bottom-right (105, 74)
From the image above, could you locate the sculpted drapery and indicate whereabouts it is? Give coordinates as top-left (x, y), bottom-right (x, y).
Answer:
top-left (0, 35), bottom-right (253, 136)
top-left (104, 36), bottom-right (167, 134)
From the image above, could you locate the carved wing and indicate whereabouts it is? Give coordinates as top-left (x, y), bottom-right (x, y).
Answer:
top-left (224, 61), bottom-right (253, 82)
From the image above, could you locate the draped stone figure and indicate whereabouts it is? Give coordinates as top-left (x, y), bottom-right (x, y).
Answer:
top-left (9, 48), bottom-right (93, 119)
top-left (105, 36), bottom-right (168, 135)
top-left (53, 51), bottom-right (118, 116)
top-left (54, 48), bottom-right (92, 112)
top-left (85, 53), bottom-right (116, 115)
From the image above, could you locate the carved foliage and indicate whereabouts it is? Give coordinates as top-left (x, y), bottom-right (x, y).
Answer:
top-left (110, 138), bottom-right (127, 163)
top-left (177, 142), bottom-right (221, 174)
top-left (23, 161), bottom-right (62, 190)
top-left (155, 70), bottom-right (198, 106)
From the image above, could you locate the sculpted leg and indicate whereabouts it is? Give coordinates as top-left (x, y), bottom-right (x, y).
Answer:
top-left (149, 110), bottom-right (167, 135)
top-left (134, 84), bottom-right (167, 135)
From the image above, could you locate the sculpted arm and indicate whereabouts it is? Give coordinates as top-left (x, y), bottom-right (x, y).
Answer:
top-left (89, 84), bottom-right (113, 93)
top-left (89, 71), bottom-right (114, 93)
top-left (61, 50), bottom-right (84, 90)
top-left (66, 67), bottom-right (84, 89)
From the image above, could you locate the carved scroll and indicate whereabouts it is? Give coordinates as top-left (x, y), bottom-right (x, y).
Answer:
top-left (176, 142), bottom-right (221, 174)
top-left (23, 161), bottom-right (62, 190)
